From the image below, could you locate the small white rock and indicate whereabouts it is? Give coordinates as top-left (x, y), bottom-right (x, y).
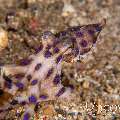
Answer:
top-left (0, 28), bottom-right (8, 51)
top-left (62, 3), bottom-right (76, 16)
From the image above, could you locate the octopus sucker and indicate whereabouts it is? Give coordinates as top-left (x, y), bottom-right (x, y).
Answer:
top-left (0, 19), bottom-right (106, 119)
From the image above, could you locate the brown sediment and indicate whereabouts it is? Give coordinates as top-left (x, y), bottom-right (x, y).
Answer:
top-left (0, 91), bottom-right (13, 107)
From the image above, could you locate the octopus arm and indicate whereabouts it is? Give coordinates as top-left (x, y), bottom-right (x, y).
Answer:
top-left (0, 65), bottom-right (27, 77)
top-left (0, 65), bottom-right (28, 84)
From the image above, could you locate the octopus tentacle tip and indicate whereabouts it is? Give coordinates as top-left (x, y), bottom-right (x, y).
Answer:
top-left (100, 18), bottom-right (106, 28)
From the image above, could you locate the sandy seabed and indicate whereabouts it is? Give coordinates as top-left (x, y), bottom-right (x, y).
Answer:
top-left (0, 0), bottom-right (120, 120)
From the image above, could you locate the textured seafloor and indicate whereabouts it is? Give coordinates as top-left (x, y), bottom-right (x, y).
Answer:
top-left (0, 0), bottom-right (120, 120)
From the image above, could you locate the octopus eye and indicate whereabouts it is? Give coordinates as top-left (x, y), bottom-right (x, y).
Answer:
top-left (42, 31), bottom-right (53, 39)
top-left (80, 39), bottom-right (88, 47)
top-left (94, 24), bottom-right (102, 32)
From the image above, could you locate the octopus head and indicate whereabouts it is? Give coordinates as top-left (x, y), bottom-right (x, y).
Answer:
top-left (56, 19), bottom-right (106, 62)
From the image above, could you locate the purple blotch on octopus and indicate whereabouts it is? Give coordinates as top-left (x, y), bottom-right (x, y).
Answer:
top-left (20, 101), bottom-right (27, 105)
top-left (68, 84), bottom-right (74, 90)
top-left (23, 113), bottom-right (30, 120)
top-left (39, 94), bottom-right (48, 99)
top-left (34, 63), bottom-right (42, 71)
top-left (29, 95), bottom-right (37, 103)
top-left (44, 50), bottom-right (52, 58)
top-left (70, 37), bottom-right (76, 42)
top-left (56, 55), bottom-right (63, 63)
top-left (35, 44), bottom-right (43, 54)
top-left (60, 31), bottom-right (67, 36)
top-left (53, 38), bottom-right (60, 47)
top-left (14, 73), bottom-right (25, 79)
top-left (80, 40), bottom-right (88, 47)
top-left (53, 47), bottom-right (59, 53)
top-left (31, 79), bottom-right (38, 85)
top-left (88, 29), bottom-right (94, 35)
top-left (73, 47), bottom-right (79, 56)
top-left (53, 74), bottom-right (61, 85)
top-left (19, 58), bottom-right (32, 66)
top-left (75, 31), bottom-right (83, 37)
top-left (46, 68), bottom-right (54, 78)
top-left (56, 87), bottom-right (66, 97)
top-left (16, 82), bottom-right (24, 89)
